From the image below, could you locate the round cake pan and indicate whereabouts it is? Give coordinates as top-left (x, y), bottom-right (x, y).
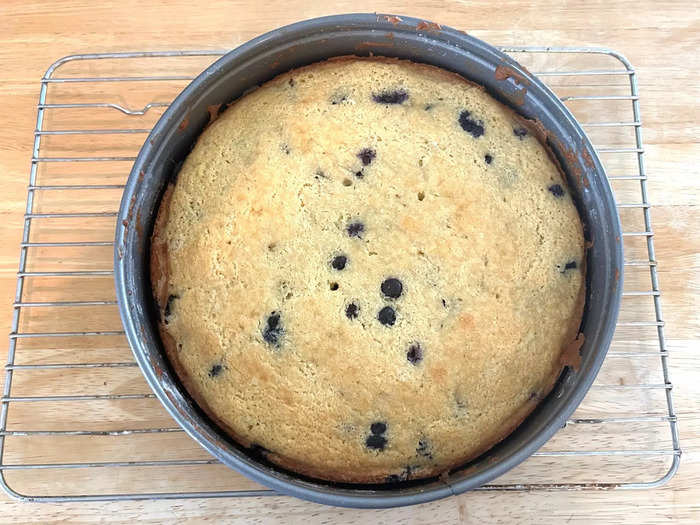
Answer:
top-left (114, 13), bottom-right (623, 508)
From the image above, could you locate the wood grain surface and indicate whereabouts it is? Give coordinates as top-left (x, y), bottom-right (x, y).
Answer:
top-left (0, 1), bottom-right (698, 523)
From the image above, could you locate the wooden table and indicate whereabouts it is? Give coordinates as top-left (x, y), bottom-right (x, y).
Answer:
top-left (0, 1), bottom-right (698, 522)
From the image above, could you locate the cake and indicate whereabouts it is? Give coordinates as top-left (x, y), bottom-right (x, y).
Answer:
top-left (150, 57), bottom-right (585, 483)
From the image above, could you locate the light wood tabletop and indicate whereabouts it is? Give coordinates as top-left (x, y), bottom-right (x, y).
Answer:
top-left (0, 1), bottom-right (698, 523)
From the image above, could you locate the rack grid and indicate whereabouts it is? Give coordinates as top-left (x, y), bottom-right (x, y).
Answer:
top-left (0, 47), bottom-right (680, 502)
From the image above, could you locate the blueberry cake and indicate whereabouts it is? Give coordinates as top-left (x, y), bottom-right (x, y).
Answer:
top-left (150, 57), bottom-right (585, 483)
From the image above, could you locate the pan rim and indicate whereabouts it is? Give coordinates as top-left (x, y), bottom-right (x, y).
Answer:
top-left (114, 12), bottom-right (623, 508)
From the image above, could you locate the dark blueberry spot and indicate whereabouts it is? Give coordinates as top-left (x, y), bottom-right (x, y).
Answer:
top-left (208, 364), bottom-right (223, 377)
top-left (262, 311), bottom-right (283, 345)
top-left (315, 168), bottom-right (327, 180)
top-left (281, 143), bottom-right (290, 155)
top-left (529, 391), bottom-right (539, 401)
top-left (407, 343), bottom-right (423, 365)
top-left (370, 422), bottom-right (387, 435)
top-left (417, 439), bottom-right (433, 459)
top-left (424, 103), bottom-right (434, 111)
top-left (372, 89), bottom-right (408, 104)
top-left (381, 278), bottom-right (403, 299)
top-left (331, 255), bottom-right (347, 270)
top-left (330, 92), bottom-right (348, 105)
top-left (266, 312), bottom-right (280, 330)
top-left (357, 148), bottom-right (376, 166)
top-left (365, 433), bottom-right (387, 450)
top-left (513, 127), bottom-right (528, 139)
top-left (378, 306), bottom-right (397, 326)
top-left (560, 260), bottom-right (578, 274)
top-left (458, 110), bottom-right (485, 138)
top-left (485, 154), bottom-right (493, 164)
top-left (386, 466), bottom-right (413, 483)
top-left (330, 282), bottom-right (339, 291)
top-left (548, 184), bottom-right (565, 197)
top-left (354, 170), bottom-right (364, 179)
top-left (288, 78), bottom-right (295, 87)
top-left (347, 221), bottom-right (365, 238)
top-left (441, 298), bottom-right (447, 308)
top-left (345, 303), bottom-right (359, 319)
top-left (164, 294), bottom-right (179, 323)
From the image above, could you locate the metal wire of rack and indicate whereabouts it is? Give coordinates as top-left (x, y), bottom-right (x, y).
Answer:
top-left (0, 47), bottom-right (680, 502)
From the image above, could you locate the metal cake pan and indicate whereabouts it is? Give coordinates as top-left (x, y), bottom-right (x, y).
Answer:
top-left (114, 13), bottom-right (623, 508)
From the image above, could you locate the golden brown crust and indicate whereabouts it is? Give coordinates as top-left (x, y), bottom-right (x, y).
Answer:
top-left (324, 54), bottom-right (486, 91)
top-left (150, 56), bottom-right (586, 483)
top-left (150, 183), bottom-right (174, 311)
top-left (154, 196), bottom-right (264, 457)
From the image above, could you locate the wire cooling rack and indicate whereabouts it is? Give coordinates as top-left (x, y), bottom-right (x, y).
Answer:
top-left (0, 48), bottom-right (680, 502)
